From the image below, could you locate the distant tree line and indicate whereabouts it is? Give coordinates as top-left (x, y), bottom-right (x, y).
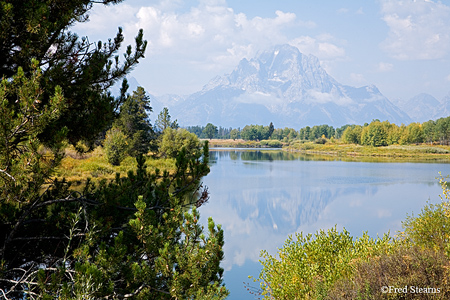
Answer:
top-left (185, 124), bottom-right (231, 139)
top-left (185, 116), bottom-right (450, 146)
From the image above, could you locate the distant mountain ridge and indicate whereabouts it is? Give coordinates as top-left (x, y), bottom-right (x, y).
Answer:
top-left (123, 44), bottom-right (449, 128)
top-left (393, 92), bottom-right (450, 123)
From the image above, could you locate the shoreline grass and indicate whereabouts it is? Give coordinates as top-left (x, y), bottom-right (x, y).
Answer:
top-left (54, 141), bottom-right (450, 187)
top-left (205, 139), bottom-right (450, 162)
top-left (286, 141), bottom-right (450, 161)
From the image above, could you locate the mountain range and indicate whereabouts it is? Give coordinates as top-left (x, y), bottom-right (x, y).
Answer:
top-left (123, 44), bottom-right (450, 128)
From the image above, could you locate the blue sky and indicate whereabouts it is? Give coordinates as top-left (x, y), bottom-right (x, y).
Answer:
top-left (74, 0), bottom-right (450, 101)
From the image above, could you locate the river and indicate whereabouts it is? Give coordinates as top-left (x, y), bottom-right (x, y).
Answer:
top-left (199, 149), bottom-right (450, 300)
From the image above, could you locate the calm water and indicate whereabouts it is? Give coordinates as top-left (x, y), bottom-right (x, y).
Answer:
top-left (199, 149), bottom-right (450, 300)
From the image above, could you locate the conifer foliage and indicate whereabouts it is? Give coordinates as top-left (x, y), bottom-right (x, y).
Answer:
top-left (0, 0), bottom-right (147, 148)
top-left (113, 86), bottom-right (155, 157)
top-left (0, 1), bottom-right (228, 299)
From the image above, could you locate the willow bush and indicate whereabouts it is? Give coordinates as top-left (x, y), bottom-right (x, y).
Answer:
top-left (253, 175), bottom-right (450, 299)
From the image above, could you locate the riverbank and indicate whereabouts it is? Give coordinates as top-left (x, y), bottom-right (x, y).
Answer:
top-left (286, 141), bottom-right (450, 161)
top-left (204, 139), bottom-right (450, 161)
top-left (204, 138), bottom-right (283, 148)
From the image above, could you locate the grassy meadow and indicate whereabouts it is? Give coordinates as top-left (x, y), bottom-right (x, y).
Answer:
top-left (53, 145), bottom-right (176, 186)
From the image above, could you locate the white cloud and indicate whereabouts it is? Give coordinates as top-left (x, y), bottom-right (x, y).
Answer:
top-left (306, 89), bottom-right (353, 106)
top-left (337, 8), bottom-right (349, 14)
top-left (73, 1), bottom-right (346, 95)
top-left (446, 74), bottom-right (450, 82)
top-left (289, 36), bottom-right (345, 61)
top-left (380, 0), bottom-right (450, 60)
top-left (350, 73), bottom-right (366, 84)
top-left (73, 4), bottom-right (137, 40)
top-left (125, 3), bottom-right (303, 71)
top-left (377, 62), bottom-right (394, 72)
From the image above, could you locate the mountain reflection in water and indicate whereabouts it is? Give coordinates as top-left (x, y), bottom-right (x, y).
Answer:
top-left (200, 149), bottom-right (450, 300)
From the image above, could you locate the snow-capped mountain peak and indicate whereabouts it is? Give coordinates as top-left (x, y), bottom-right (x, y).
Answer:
top-left (152, 44), bottom-right (412, 128)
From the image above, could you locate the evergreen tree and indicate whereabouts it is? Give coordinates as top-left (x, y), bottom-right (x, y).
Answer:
top-left (0, 0), bottom-right (147, 148)
top-left (0, 2), bottom-right (228, 298)
top-left (0, 64), bottom-right (228, 300)
top-left (155, 107), bottom-right (179, 133)
top-left (268, 122), bottom-right (275, 138)
top-left (114, 86), bottom-right (155, 157)
top-left (103, 127), bottom-right (129, 165)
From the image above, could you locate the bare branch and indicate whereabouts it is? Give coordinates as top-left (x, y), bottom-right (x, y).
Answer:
top-left (0, 288), bottom-right (11, 300)
top-left (0, 168), bottom-right (15, 181)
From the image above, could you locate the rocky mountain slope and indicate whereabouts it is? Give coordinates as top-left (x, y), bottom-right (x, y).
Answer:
top-left (150, 44), bottom-right (411, 128)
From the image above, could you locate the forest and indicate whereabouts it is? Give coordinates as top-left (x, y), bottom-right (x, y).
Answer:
top-left (187, 118), bottom-right (450, 146)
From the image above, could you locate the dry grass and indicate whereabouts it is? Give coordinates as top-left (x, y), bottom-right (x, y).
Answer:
top-left (286, 141), bottom-right (450, 162)
top-left (53, 146), bottom-right (176, 186)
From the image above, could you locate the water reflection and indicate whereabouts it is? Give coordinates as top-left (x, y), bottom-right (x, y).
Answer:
top-left (211, 149), bottom-right (324, 162)
top-left (201, 150), bottom-right (450, 300)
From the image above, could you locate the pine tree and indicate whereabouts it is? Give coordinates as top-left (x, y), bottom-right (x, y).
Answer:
top-left (155, 107), bottom-right (179, 132)
top-left (0, 65), bottom-right (228, 300)
top-left (114, 86), bottom-right (155, 157)
top-left (0, 2), bottom-right (228, 298)
top-left (268, 122), bottom-right (275, 138)
top-left (0, 0), bottom-right (147, 148)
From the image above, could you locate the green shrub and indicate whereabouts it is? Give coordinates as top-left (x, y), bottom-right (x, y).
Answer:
top-left (253, 227), bottom-right (393, 299)
top-left (254, 175), bottom-right (450, 300)
top-left (400, 174), bottom-right (450, 254)
top-left (314, 137), bottom-right (328, 144)
top-left (259, 140), bottom-right (282, 148)
top-left (103, 127), bottom-right (128, 166)
top-left (158, 128), bottom-right (202, 158)
top-left (301, 142), bottom-right (315, 150)
top-left (268, 140), bottom-right (282, 148)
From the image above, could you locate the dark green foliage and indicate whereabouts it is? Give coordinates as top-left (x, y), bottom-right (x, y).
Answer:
top-left (113, 86), bottom-right (155, 157)
top-left (0, 2), bottom-right (228, 298)
top-left (203, 123), bottom-right (218, 139)
top-left (1, 121), bottom-right (228, 299)
top-left (240, 125), bottom-right (259, 141)
top-left (185, 125), bottom-right (206, 138)
top-left (268, 122), bottom-right (274, 138)
top-left (240, 124), bottom-right (272, 141)
top-left (0, 60), bottom-right (66, 203)
top-left (0, 0), bottom-right (147, 148)
top-left (298, 126), bottom-right (311, 140)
